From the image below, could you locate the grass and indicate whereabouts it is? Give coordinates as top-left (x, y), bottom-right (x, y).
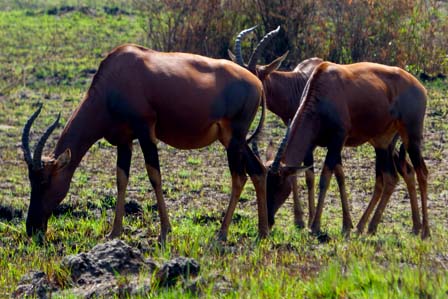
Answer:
top-left (0, 3), bottom-right (448, 298)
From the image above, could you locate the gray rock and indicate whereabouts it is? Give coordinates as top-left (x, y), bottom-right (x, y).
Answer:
top-left (62, 239), bottom-right (152, 285)
top-left (14, 240), bottom-right (200, 298)
top-left (12, 271), bottom-right (56, 299)
top-left (155, 257), bottom-right (200, 287)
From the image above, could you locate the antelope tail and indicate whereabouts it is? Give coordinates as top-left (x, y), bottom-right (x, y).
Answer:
top-left (247, 89), bottom-right (266, 144)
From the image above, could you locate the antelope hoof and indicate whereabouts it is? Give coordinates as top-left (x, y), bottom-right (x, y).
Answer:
top-left (367, 225), bottom-right (377, 235)
top-left (157, 234), bottom-right (167, 247)
top-left (421, 227), bottom-right (430, 240)
top-left (157, 226), bottom-right (172, 246)
top-left (342, 222), bottom-right (353, 236)
top-left (294, 218), bottom-right (306, 229)
top-left (310, 223), bottom-right (321, 236)
top-left (216, 231), bottom-right (228, 242)
top-left (258, 230), bottom-right (269, 240)
top-left (412, 224), bottom-right (422, 235)
top-left (356, 222), bottom-right (366, 235)
top-left (107, 229), bottom-right (122, 239)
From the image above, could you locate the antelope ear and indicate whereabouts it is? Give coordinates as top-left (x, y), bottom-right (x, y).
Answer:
top-left (283, 165), bottom-right (311, 176)
top-left (258, 51), bottom-right (289, 77)
top-left (228, 49), bottom-right (237, 63)
top-left (55, 149), bottom-right (71, 171)
top-left (266, 140), bottom-right (276, 161)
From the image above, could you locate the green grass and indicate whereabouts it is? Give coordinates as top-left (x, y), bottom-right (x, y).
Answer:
top-left (1, 3), bottom-right (448, 298)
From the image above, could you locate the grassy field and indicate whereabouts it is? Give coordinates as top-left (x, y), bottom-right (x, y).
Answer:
top-left (0, 3), bottom-right (447, 298)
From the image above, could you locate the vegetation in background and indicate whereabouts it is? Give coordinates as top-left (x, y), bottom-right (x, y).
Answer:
top-left (133, 0), bottom-right (448, 74)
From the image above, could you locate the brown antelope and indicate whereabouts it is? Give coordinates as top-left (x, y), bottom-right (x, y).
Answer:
top-left (21, 44), bottom-right (269, 244)
top-left (266, 61), bottom-right (429, 239)
top-left (228, 26), bottom-right (323, 228)
top-left (230, 27), bottom-right (425, 237)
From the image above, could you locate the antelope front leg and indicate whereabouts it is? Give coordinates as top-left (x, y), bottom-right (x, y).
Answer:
top-left (304, 150), bottom-right (315, 227)
top-left (218, 142), bottom-right (248, 241)
top-left (245, 143), bottom-right (269, 239)
top-left (139, 134), bottom-right (171, 245)
top-left (291, 177), bottom-right (305, 229)
top-left (305, 170), bottom-right (315, 228)
top-left (334, 164), bottom-right (353, 235)
top-left (310, 164), bottom-right (332, 235)
top-left (218, 173), bottom-right (247, 241)
top-left (109, 143), bottom-right (132, 238)
top-left (310, 145), bottom-right (342, 236)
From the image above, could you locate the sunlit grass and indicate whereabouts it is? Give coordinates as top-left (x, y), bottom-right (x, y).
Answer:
top-left (0, 3), bottom-right (447, 298)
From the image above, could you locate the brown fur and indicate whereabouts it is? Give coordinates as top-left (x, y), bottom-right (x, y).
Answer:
top-left (268, 61), bottom-right (429, 239)
top-left (23, 44), bottom-right (268, 243)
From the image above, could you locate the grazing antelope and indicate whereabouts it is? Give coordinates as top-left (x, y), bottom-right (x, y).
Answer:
top-left (230, 27), bottom-right (425, 237)
top-left (266, 61), bottom-right (429, 239)
top-left (21, 44), bottom-right (269, 244)
top-left (228, 26), bottom-right (323, 228)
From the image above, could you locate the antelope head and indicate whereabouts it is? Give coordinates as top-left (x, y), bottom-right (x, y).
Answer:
top-left (21, 104), bottom-right (71, 238)
top-left (265, 124), bottom-right (308, 227)
top-left (228, 26), bottom-right (289, 81)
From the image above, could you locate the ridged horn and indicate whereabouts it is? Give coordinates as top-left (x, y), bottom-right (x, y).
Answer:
top-left (234, 25), bottom-right (258, 66)
top-left (247, 26), bottom-right (281, 72)
top-left (22, 104), bottom-right (43, 167)
top-left (32, 112), bottom-right (61, 169)
top-left (271, 120), bottom-right (291, 173)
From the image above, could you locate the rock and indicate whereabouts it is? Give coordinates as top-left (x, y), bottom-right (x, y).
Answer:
top-left (155, 257), bottom-right (200, 287)
top-left (14, 240), bottom-right (200, 298)
top-left (12, 271), bottom-right (56, 299)
top-left (62, 239), bottom-right (153, 285)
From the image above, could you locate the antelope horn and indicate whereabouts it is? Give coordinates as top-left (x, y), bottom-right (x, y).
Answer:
top-left (271, 120), bottom-right (291, 173)
top-left (22, 103), bottom-right (43, 167)
top-left (234, 25), bottom-right (258, 66)
top-left (247, 26), bottom-right (281, 72)
top-left (32, 112), bottom-right (61, 169)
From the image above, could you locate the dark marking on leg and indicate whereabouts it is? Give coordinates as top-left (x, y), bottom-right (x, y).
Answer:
top-left (310, 141), bottom-right (343, 236)
top-left (368, 148), bottom-right (399, 235)
top-left (137, 129), bottom-right (171, 245)
top-left (304, 150), bottom-right (315, 227)
top-left (109, 143), bottom-right (132, 238)
top-left (407, 142), bottom-right (430, 239)
top-left (334, 164), bottom-right (353, 235)
top-left (218, 138), bottom-right (248, 241)
top-left (394, 144), bottom-right (421, 234)
top-left (244, 144), bottom-right (269, 238)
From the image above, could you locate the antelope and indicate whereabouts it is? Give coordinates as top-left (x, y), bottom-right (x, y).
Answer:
top-left (266, 61), bottom-right (430, 239)
top-left (21, 44), bottom-right (269, 244)
top-left (228, 26), bottom-right (323, 228)
top-left (230, 27), bottom-right (425, 237)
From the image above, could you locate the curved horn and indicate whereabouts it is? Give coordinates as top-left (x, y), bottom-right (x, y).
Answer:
top-left (247, 26), bottom-right (281, 72)
top-left (32, 112), bottom-right (61, 169)
top-left (22, 103), bottom-right (43, 167)
top-left (271, 120), bottom-right (291, 173)
top-left (234, 25), bottom-right (258, 66)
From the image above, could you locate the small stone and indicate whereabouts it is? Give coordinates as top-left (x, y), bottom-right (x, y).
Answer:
top-left (155, 257), bottom-right (200, 287)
